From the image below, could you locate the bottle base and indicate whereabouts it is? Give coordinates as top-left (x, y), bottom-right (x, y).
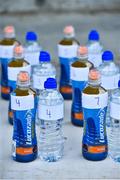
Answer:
top-left (1, 93), bottom-right (10, 100)
top-left (12, 153), bottom-right (37, 163)
top-left (59, 86), bottom-right (72, 100)
top-left (71, 117), bottom-right (83, 127)
top-left (8, 118), bottom-right (13, 125)
top-left (61, 92), bottom-right (72, 100)
top-left (39, 151), bottom-right (63, 162)
top-left (82, 150), bottom-right (108, 161)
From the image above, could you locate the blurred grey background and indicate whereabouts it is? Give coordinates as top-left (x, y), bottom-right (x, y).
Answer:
top-left (0, 0), bottom-right (120, 65)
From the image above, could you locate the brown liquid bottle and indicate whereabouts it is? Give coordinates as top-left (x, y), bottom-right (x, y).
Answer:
top-left (0, 25), bottom-right (19, 100)
top-left (58, 25), bottom-right (79, 100)
top-left (8, 45), bottom-right (31, 125)
top-left (71, 46), bottom-right (93, 127)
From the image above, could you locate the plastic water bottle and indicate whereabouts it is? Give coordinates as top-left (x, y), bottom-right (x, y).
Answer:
top-left (99, 51), bottom-right (120, 127)
top-left (8, 45), bottom-right (31, 125)
top-left (87, 30), bottom-right (103, 68)
top-left (38, 78), bottom-right (64, 162)
top-left (11, 71), bottom-right (37, 162)
top-left (70, 46), bottom-right (93, 127)
top-left (32, 51), bottom-right (56, 95)
top-left (82, 68), bottom-right (108, 161)
top-left (0, 25), bottom-right (18, 100)
top-left (58, 25), bottom-right (79, 100)
top-left (24, 31), bottom-right (41, 68)
top-left (109, 80), bottom-right (120, 163)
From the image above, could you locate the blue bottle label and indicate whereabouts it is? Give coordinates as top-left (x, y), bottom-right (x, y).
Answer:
top-left (82, 92), bottom-right (108, 154)
top-left (11, 94), bottom-right (37, 158)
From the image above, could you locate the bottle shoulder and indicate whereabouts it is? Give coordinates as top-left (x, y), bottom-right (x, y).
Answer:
top-left (83, 85), bottom-right (107, 95)
top-left (111, 88), bottom-right (120, 103)
top-left (99, 62), bottom-right (119, 75)
top-left (38, 89), bottom-right (63, 105)
top-left (24, 41), bottom-right (40, 51)
top-left (72, 60), bottom-right (93, 68)
top-left (0, 38), bottom-right (17, 46)
top-left (8, 58), bottom-right (30, 67)
top-left (13, 87), bottom-right (36, 97)
top-left (59, 38), bottom-right (79, 46)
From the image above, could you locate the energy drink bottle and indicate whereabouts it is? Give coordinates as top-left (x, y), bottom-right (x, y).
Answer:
top-left (24, 31), bottom-right (41, 69)
top-left (82, 68), bottom-right (108, 161)
top-left (87, 30), bottom-right (103, 68)
top-left (58, 25), bottom-right (79, 100)
top-left (71, 46), bottom-right (93, 126)
top-left (11, 71), bottom-right (37, 162)
top-left (8, 45), bottom-right (31, 125)
top-left (0, 25), bottom-right (18, 100)
top-left (99, 51), bottom-right (120, 127)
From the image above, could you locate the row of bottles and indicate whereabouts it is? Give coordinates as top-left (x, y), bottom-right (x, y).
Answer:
top-left (0, 25), bottom-right (120, 163)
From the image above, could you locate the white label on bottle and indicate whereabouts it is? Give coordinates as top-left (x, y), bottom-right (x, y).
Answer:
top-left (24, 51), bottom-right (40, 65)
top-left (33, 74), bottom-right (55, 90)
top-left (8, 65), bottom-right (31, 81)
top-left (12, 140), bottom-right (16, 157)
top-left (110, 102), bottom-right (120, 120)
top-left (101, 74), bottom-right (120, 90)
top-left (70, 66), bottom-right (89, 81)
top-left (58, 44), bottom-right (78, 58)
top-left (38, 104), bottom-right (64, 121)
top-left (88, 54), bottom-right (102, 67)
top-left (11, 95), bottom-right (34, 110)
top-left (82, 92), bottom-right (108, 109)
top-left (0, 45), bottom-right (15, 58)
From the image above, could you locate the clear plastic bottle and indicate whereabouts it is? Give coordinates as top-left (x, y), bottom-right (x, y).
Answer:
top-left (11, 71), bottom-right (37, 162)
top-left (8, 45), bottom-right (31, 125)
top-left (99, 51), bottom-right (120, 127)
top-left (71, 46), bottom-right (93, 127)
top-left (32, 51), bottom-right (56, 95)
top-left (58, 25), bottom-right (79, 100)
top-left (109, 80), bottom-right (120, 163)
top-left (82, 68), bottom-right (108, 161)
top-left (38, 78), bottom-right (64, 162)
top-left (0, 25), bottom-right (19, 100)
top-left (24, 31), bottom-right (41, 69)
top-left (87, 30), bottom-right (103, 68)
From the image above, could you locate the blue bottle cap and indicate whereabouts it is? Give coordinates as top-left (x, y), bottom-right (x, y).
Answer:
top-left (88, 30), bottom-right (99, 41)
top-left (102, 51), bottom-right (114, 61)
top-left (39, 51), bottom-right (51, 62)
top-left (26, 31), bottom-right (37, 41)
top-left (118, 80), bottom-right (120, 88)
top-left (44, 78), bottom-right (57, 89)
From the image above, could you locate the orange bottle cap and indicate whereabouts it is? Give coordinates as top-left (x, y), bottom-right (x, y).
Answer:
top-left (14, 45), bottom-right (23, 54)
top-left (77, 46), bottom-right (88, 56)
top-left (63, 25), bottom-right (74, 34)
top-left (4, 25), bottom-right (15, 34)
top-left (89, 69), bottom-right (101, 80)
top-left (18, 72), bottom-right (29, 82)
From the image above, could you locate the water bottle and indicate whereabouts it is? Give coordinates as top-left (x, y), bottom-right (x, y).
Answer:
top-left (71, 46), bottom-right (93, 127)
top-left (8, 45), bottom-right (31, 125)
top-left (87, 30), bottom-right (103, 68)
top-left (82, 68), bottom-right (108, 161)
top-left (11, 71), bottom-right (37, 162)
top-left (99, 51), bottom-right (120, 127)
top-left (58, 25), bottom-right (79, 100)
top-left (0, 26), bottom-right (19, 100)
top-left (109, 80), bottom-right (120, 163)
top-left (38, 78), bottom-right (64, 162)
top-left (32, 51), bottom-right (56, 95)
top-left (24, 31), bottom-right (41, 68)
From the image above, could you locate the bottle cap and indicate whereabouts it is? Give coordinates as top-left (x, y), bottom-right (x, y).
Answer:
top-left (102, 51), bottom-right (113, 61)
top-left (63, 25), bottom-right (74, 36)
top-left (88, 68), bottom-right (101, 81)
top-left (118, 80), bottom-right (120, 88)
top-left (44, 78), bottom-right (57, 89)
top-left (4, 25), bottom-right (15, 38)
top-left (26, 31), bottom-right (37, 41)
top-left (39, 51), bottom-right (50, 62)
top-left (17, 71), bottom-right (30, 87)
top-left (14, 45), bottom-right (24, 54)
top-left (77, 46), bottom-right (88, 56)
top-left (88, 30), bottom-right (99, 41)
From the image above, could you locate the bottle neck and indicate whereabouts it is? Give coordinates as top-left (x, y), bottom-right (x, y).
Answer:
top-left (4, 33), bottom-right (15, 39)
top-left (64, 33), bottom-right (75, 39)
top-left (78, 54), bottom-right (88, 61)
top-left (14, 53), bottom-right (24, 59)
top-left (88, 80), bottom-right (101, 87)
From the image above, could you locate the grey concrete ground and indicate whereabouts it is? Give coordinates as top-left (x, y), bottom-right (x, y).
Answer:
top-left (0, 12), bottom-right (120, 179)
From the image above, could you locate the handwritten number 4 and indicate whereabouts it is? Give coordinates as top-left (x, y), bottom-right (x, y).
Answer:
top-left (16, 99), bottom-right (20, 107)
top-left (47, 109), bottom-right (51, 118)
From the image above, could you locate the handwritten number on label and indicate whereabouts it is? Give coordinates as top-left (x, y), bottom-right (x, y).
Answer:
top-left (95, 97), bottom-right (99, 105)
top-left (16, 99), bottom-right (20, 107)
top-left (46, 109), bottom-right (51, 118)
